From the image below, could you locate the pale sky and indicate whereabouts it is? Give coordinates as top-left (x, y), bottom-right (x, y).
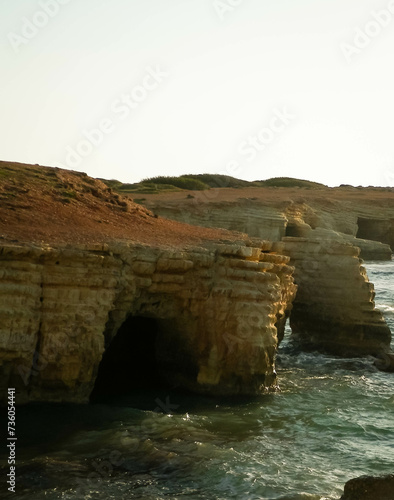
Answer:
top-left (1, 0), bottom-right (394, 186)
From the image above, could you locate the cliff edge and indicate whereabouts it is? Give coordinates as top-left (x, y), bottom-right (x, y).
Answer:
top-left (0, 162), bottom-right (296, 403)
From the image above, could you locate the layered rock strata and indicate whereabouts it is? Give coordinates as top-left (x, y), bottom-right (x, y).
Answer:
top-left (281, 237), bottom-right (392, 356)
top-left (138, 197), bottom-right (392, 357)
top-left (356, 217), bottom-right (394, 250)
top-left (149, 202), bottom-right (287, 243)
top-left (142, 195), bottom-right (394, 259)
top-left (0, 239), bottom-right (296, 404)
top-left (285, 221), bottom-right (392, 260)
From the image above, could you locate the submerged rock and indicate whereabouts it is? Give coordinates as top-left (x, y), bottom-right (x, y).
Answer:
top-left (374, 352), bottom-right (394, 372)
top-left (340, 473), bottom-right (394, 500)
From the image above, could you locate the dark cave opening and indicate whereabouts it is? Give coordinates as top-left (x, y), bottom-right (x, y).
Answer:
top-left (285, 222), bottom-right (301, 237)
top-left (90, 315), bottom-right (165, 402)
top-left (356, 217), bottom-right (394, 250)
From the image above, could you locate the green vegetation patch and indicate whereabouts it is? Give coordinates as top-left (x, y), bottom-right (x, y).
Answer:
top-left (258, 177), bottom-right (326, 188)
top-left (99, 178), bottom-right (123, 189)
top-left (61, 190), bottom-right (77, 199)
top-left (184, 174), bottom-right (257, 189)
top-left (100, 173), bottom-right (327, 194)
top-left (141, 176), bottom-right (209, 191)
top-left (121, 182), bottom-right (182, 194)
top-left (0, 168), bottom-right (13, 180)
top-left (101, 175), bottom-right (209, 193)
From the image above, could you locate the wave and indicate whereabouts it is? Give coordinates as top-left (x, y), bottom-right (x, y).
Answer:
top-left (376, 304), bottom-right (394, 314)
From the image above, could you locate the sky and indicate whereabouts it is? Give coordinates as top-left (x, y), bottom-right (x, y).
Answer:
top-left (1, 0), bottom-right (394, 187)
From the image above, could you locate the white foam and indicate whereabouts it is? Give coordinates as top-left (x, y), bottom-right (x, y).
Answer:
top-left (377, 304), bottom-right (394, 314)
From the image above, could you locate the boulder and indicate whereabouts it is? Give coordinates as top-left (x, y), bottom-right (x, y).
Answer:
top-left (374, 352), bottom-right (394, 372)
top-left (340, 474), bottom-right (394, 500)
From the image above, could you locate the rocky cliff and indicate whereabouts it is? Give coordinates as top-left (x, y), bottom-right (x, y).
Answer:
top-left (0, 239), bottom-right (296, 404)
top-left (149, 201), bottom-right (287, 243)
top-left (139, 186), bottom-right (394, 259)
top-left (1, 162), bottom-right (392, 406)
top-left (281, 237), bottom-right (391, 356)
top-left (132, 186), bottom-right (393, 357)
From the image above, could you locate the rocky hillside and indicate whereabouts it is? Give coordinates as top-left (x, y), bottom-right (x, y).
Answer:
top-left (117, 174), bottom-right (394, 253)
top-left (0, 161), bottom-right (243, 248)
top-left (0, 161), bottom-right (298, 403)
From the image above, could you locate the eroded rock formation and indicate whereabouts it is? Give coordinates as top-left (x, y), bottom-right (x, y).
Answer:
top-left (0, 239), bottom-right (296, 404)
top-left (1, 162), bottom-right (392, 406)
top-left (136, 190), bottom-right (392, 358)
top-left (357, 216), bottom-right (394, 250)
top-left (281, 237), bottom-right (391, 356)
top-left (284, 218), bottom-right (392, 260)
top-left (141, 190), bottom-right (394, 259)
top-left (149, 201), bottom-right (287, 243)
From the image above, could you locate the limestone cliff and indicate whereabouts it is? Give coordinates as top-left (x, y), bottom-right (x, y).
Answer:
top-left (149, 201), bottom-right (287, 243)
top-left (0, 239), bottom-right (296, 404)
top-left (136, 191), bottom-right (392, 358)
top-left (1, 162), bottom-right (392, 406)
top-left (139, 188), bottom-right (394, 259)
top-left (281, 237), bottom-right (391, 356)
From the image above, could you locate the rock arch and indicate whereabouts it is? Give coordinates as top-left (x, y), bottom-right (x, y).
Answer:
top-left (0, 239), bottom-right (297, 404)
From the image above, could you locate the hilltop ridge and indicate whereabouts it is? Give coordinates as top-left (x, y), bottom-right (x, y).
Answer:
top-left (0, 161), bottom-right (242, 247)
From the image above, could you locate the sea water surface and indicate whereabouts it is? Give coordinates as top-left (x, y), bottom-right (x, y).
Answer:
top-left (1, 261), bottom-right (393, 500)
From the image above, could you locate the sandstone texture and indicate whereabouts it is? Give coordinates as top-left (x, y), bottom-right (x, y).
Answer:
top-left (139, 187), bottom-right (394, 259)
top-left (1, 162), bottom-right (393, 406)
top-left (0, 239), bottom-right (296, 404)
top-left (281, 237), bottom-right (391, 355)
top-left (340, 474), bottom-right (394, 500)
top-left (285, 222), bottom-right (392, 261)
top-left (133, 186), bottom-right (393, 358)
top-left (149, 201), bottom-right (287, 243)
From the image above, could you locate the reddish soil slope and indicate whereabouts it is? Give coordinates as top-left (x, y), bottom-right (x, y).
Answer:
top-left (0, 161), bottom-right (241, 247)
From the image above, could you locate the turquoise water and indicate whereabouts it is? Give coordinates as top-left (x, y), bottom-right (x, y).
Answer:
top-left (1, 261), bottom-right (393, 499)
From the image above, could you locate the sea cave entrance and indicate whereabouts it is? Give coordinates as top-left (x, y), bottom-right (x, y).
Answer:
top-left (90, 315), bottom-right (165, 402)
top-left (356, 216), bottom-right (394, 250)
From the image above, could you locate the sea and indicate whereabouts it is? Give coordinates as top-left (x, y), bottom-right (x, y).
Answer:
top-left (1, 260), bottom-right (393, 500)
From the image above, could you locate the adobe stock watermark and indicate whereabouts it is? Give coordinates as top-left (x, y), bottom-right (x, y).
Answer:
top-left (213, 0), bottom-right (246, 21)
top-left (223, 331), bottom-right (240, 354)
top-left (237, 107), bottom-right (295, 162)
top-left (340, 2), bottom-right (394, 64)
top-left (75, 447), bottom-right (125, 495)
top-left (7, 0), bottom-right (72, 54)
top-left (60, 66), bottom-right (168, 170)
top-left (75, 394), bottom-right (180, 494)
top-left (192, 106), bottom-right (295, 203)
top-left (17, 324), bottom-right (91, 386)
top-left (154, 396), bottom-right (180, 414)
top-left (18, 349), bottom-right (48, 385)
